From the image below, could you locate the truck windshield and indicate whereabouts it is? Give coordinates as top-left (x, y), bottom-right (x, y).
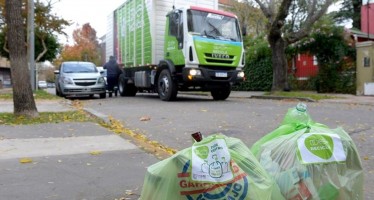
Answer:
top-left (187, 9), bottom-right (241, 42)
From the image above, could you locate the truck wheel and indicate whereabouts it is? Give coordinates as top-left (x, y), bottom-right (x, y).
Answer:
top-left (119, 75), bottom-right (137, 97)
top-left (211, 87), bottom-right (231, 101)
top-left (55, 88), bottom-right (60, 97)
top-left (157, 69), bottom-right (177, 101)
top-left (119, 76), bottom-right (127, 96)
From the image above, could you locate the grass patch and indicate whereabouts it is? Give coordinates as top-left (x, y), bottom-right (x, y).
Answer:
top-left (265, 91), bottom-right (339, 101)
top-left (0, 89), bottom-right (60, 100)
top-left (0, 111), bottom-right (97, 125)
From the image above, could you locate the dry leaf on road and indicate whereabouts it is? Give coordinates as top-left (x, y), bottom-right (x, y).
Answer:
top-left (19, 158), bottom-right (33, 164)
top-left (90, 150), bottom-right (102, 155)
top-left (140, 116), bottom-right (151, 121)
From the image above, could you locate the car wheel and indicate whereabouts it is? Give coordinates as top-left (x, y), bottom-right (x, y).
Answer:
top-left (157, 69), bottom-right (177, 101)
top-left (99, 93), bottom-right (106, 99)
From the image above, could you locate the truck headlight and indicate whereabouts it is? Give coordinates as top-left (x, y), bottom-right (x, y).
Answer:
top-left (189, 69), bottom-right (201, 76)
top-left (237, 71), bottom-right (245, 78)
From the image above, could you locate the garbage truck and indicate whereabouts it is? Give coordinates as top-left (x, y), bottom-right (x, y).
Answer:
top-left (106, 0), bottom-right (245, 101)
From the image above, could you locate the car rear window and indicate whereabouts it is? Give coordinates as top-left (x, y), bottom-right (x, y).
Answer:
top-left (62, 63), bottom-right (97, 73)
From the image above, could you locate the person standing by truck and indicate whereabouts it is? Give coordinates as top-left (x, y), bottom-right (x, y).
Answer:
top-left (103, 56), bottom-right (122, 97)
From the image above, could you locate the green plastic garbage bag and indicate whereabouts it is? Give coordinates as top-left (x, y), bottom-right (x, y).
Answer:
top-left (251, 103), bottom-right (364, 200)
top-left (140, 134), bottom-right (284, 200)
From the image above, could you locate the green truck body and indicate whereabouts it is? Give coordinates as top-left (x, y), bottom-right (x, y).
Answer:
top-left (106, 0), bottom-right (245, 101)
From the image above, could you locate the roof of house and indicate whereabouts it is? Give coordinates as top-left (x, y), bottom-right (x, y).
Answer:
top-left (350, 28), bottom-right (374, 40)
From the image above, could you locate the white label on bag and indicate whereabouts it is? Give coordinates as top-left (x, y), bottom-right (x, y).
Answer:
top-left (297, 133), bottom-right (346, 164)
top-left (191, 138), bottom-right (233, 182)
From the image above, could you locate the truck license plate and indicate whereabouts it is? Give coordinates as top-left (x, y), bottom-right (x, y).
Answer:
top-left (215, 72), bottom-right (227, 77)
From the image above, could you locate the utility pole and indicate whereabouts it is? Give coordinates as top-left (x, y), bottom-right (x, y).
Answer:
top-left (27, 0), bottom-right (35, 90)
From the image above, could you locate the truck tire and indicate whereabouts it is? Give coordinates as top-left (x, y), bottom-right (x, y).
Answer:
top-left (157, 69), bottom-right (177, 101)
top-left (211, 87), bottom-right (231, 101)
top-left (119, 75), bottom-right (137, 97)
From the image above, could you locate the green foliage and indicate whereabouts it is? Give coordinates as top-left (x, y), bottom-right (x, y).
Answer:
top-left (291, 26), bottom-right (356, 94)
top-left (0, 28), bottom-right (60, 61)
top-left (0, 89), bottom-right (60, 100)
top-left (235, 35), bottom-right (273, 91)
top-left (0, 0), bottom-right (69, 62)
top-left (0, 111), bottom-right (95, 125)
top-left (35, 29), bottom-right (60, 62)
top-left (287, 75), bottom-right (316, 91)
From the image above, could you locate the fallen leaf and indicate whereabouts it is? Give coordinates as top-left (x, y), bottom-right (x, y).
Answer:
top-left (90, 150), bottom-right (102, 155)
top-left (364, 156), bottom-right (369, 160)
top-left (19, 158), bottom-right (33, 164)
top-left (125, 190), bottom-right (134, 195)
top-left (140, 116), bottom-right (151, 121)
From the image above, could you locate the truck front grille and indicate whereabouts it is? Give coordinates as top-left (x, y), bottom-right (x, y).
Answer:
top-left (204, 53), bottom-right (234, 64)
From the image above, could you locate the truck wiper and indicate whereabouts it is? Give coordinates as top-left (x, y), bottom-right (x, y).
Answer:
top-left (207, 21), bottom-right (222, 36)
top-left (203, 30), bottom-right (217, 39)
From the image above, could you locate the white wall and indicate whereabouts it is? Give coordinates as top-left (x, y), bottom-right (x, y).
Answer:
top-left (105, 12), bottom-right (114, 62)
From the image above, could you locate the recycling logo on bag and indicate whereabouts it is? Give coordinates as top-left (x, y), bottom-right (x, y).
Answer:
top-left (297, 133), bottom-right (347, 164)
top-left (176, 138), bottom-right (249, 199)
top-left (191, 138), bottom-right (233, 182)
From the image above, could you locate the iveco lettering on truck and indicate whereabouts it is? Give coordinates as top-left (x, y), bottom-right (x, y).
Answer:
top-left (105, 0), bottom-right (245, 101)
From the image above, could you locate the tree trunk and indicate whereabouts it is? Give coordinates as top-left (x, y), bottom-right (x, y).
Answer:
top-left (268, 34), bottom-right (288, 91)
top-left (6, 0), bottom-right (38, 117)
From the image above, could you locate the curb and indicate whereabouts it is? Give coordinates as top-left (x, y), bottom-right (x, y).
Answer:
top-left (250, 95), bottom-right (316, 102)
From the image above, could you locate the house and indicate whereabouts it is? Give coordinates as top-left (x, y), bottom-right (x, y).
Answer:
top-left (355, 0), bottom-right (374, 95)
top-left (0, 57), bottom-right (11, 88)
top-left (293, 0), bottom-right (374, 82)
top-left (291, 54), bottom-right (319, 80)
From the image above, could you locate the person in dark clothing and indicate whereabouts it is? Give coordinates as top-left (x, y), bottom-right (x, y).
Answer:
top-left (103, 56), bottom-right (122, 97)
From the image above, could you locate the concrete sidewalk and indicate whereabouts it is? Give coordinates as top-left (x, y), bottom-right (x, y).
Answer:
top-left (0, 99), bottom-right (159, 200)
top-left (0, 99), bottom-right (74, 113)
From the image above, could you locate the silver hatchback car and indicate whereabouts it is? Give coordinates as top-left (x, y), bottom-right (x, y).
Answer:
top-left (55, 61), bottom-right (106, 98)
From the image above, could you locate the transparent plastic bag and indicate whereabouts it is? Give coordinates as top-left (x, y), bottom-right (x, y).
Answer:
top-left (252, 103), bottom-right (364, 200)
top-left (140, 134), bottom-right (284, 200)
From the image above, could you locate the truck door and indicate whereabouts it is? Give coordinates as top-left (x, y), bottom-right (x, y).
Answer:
top-left (165, 10), bottom-right (185, 66)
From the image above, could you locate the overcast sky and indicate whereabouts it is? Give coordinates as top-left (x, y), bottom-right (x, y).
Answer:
top-left (50, 0), bottom-right (124, 44)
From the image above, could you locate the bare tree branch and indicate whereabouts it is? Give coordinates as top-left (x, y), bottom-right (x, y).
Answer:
top-left (35, 37), bottom-right (47, 62)
top-left (3, 35), bottom-right (8, 53)
top-left (286, 0), bottom-right (334, 44)
top-left (253, 0), bottom-right (273, 19)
